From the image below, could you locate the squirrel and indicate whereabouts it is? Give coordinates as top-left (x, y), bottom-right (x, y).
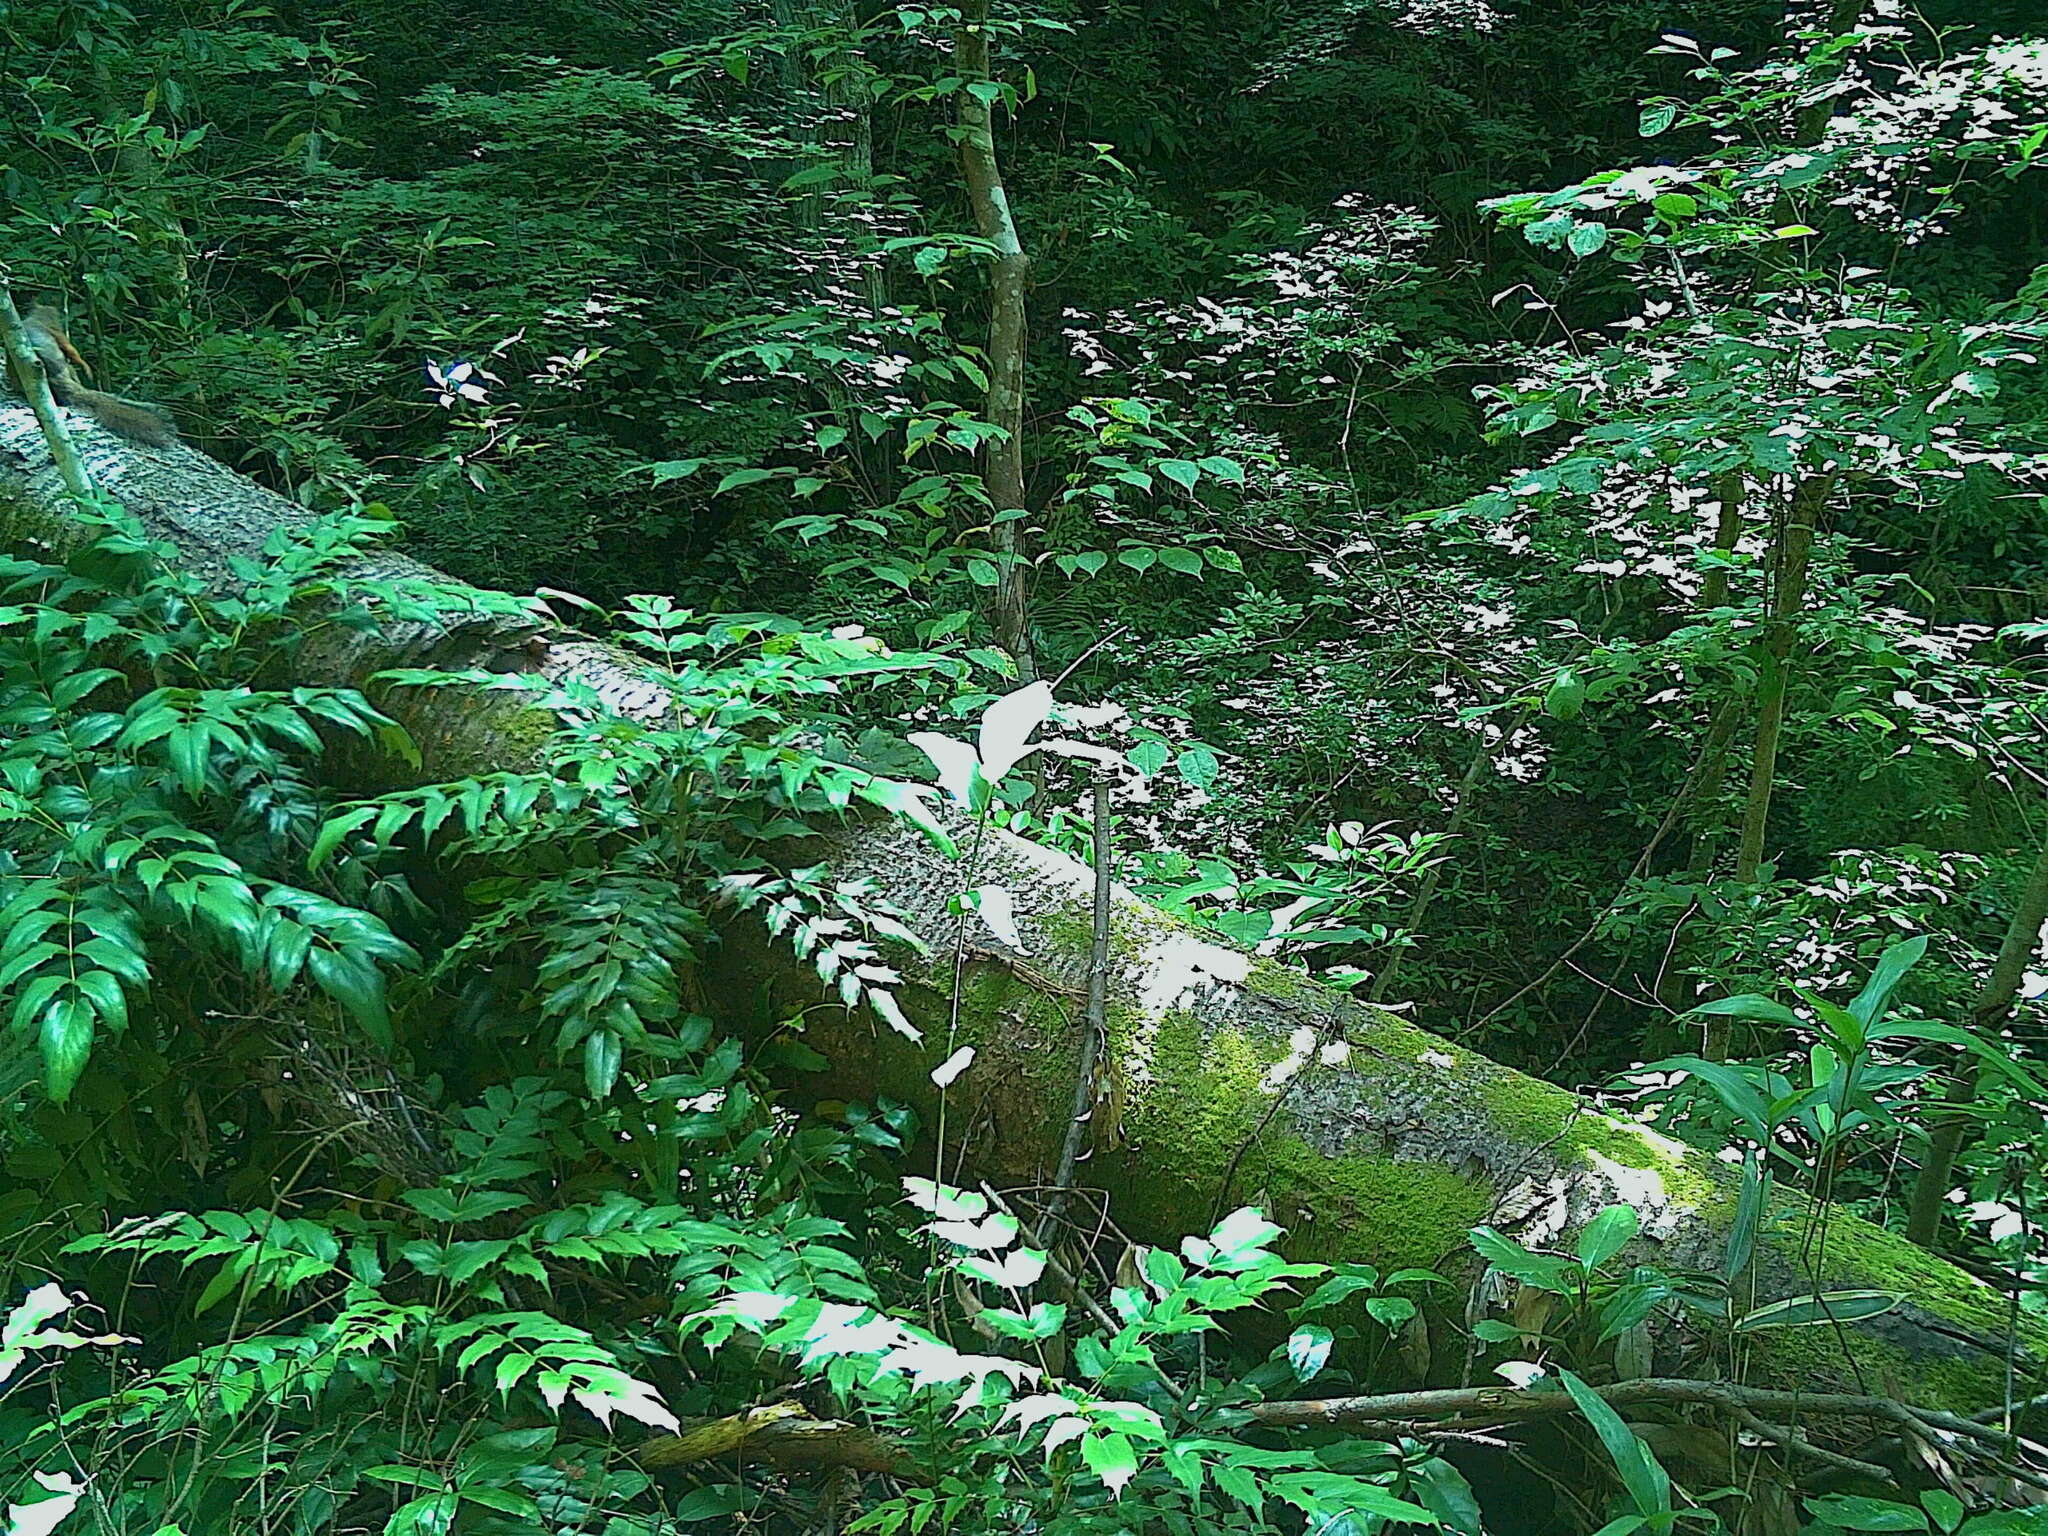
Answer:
top-left (6, 303), bottom-right (178, 447)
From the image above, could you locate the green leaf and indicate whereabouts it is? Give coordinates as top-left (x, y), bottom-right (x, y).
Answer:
top-left (39, 995), bottom-right (94, 1104)
top-left (1804, 1495), bottom-right (1929, 1532)
top-left (584, 1030), bottom-right (623, 1098)
top-left (73, 970), bottom-right (128, 1036)
top-left (857, 778), bottom-right (958, 857)
top-left (1176, 747), bottom-right (1220, 791)
top-left (1848, 935), bottom-right (1926, 1026)
top-left (192, 1256), bottom-right (249, 1317)
top-left (1364, 1295), bottom-right (1415, 1330)
top-left (385, 1492), bottom-right (458, 1536)
top-left (1411, 1455), bottom-right (1484, 1535)
top-left (1567, 222), bottom-right (1609, 257)
top-left (1632, 1055), bottom-right (1771, 1143)
top-left (1079, 1430), bottom-right (1139, 1494)
top-left (1724, 1153), bottom-right (1768, 1279)
top-left (362, 1467), bottom-right (445, 1491)
top-left (1543, 667), bottom-right (1587, 720)
top-left (1862, 1020), bottom-right (2048, 1094)
top-left (1156, 459), bottom-right (1201, 492)
top-left (309, 808), bottom-right (376, 871)
top-left (168, 723), bottom-right (212, 798)
top-left (1558, 1369), bottom-right (1669, 1516)
top-left (1574, 1205), bottom-right (1638, 1270)
top-left (1203, 545), bottom-right (1244, 573)
top-left (1639, 101), bottom-right (1678, 136)
top-left (307, 946), bottom-right (392, 1048)
top-left (1129, 740), bottom-right (1169, 776)
top-left (713, 468), bottom-right (779, 495)
top-left (1733, 1290), bottom-right (1900, 1333)
top-left (1209, 1207), bottom-right (1282, 1259)
top-left (1918, 1490), bottom-right (1964, 1533)
top-left (1684, 993), bottom-right (1802, 1029)
top-left (1285, 1325), bottom-right (1333, 1381)
top-left (454, 1486), bottom-right (538, 1519)
top-left (1469, 1226), bottom-right (1573, 1291)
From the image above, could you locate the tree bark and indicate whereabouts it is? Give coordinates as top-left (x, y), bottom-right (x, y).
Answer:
top-left (954, 0), bottom-right (1036, 681)
top-left (1904, 831), bottom-right (2048, 1247)
top-left (0, 409), bottom-right (2036, 1408)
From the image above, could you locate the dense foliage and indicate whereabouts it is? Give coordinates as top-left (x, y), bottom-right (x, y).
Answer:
top-left (3, 0), bottom-right (2047, 1533)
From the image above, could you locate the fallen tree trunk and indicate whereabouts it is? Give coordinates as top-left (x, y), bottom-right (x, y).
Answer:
top-left (0, 410), bottom-right (2036, 1410)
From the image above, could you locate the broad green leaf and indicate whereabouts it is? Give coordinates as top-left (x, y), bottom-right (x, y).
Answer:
top-left (1176, 746), bottom-right (1220, 791)
top-left (1684, 993), bottom-right (1803, 1030)
top-left (455, 1486), bottom-right (538, 1519)
top-left (1918, 1490), bottom-right (1965, 1534)
top-left (1724, 1153), bottom-right (1768, 1278)
top-left (1080, 1430), bottom-right (1139, 1494)
top-left (1364, 1295), bottom-right (1415, 1329)
top-left (1574, 1205), bottom-right (1638, 1270)
top-left (1469, 1226), bottom-right (1573, 1291)
top-left (385, 1492), bottom-right (458, 1536)
top-left (1803, 1494), bottom-right (1930, 1532)
top-left (309, 807), bottom-right (376, 871)
top-left (361, 1467), bottom-right (444, 1491)
top-left (977, 681), bottom-right (1055, 784)
top-left (584, 1030), bottom-right (622, 1098)
top-left (1848, 935), bottom-right (1927, 1026)
top-left (673, 1486), bottom-right (745, 1522)
top-left (1631, 1055), bottom-right (1771, 1143)
top-left (1558, 1369), bottom-right (1669, 1516)
top-left (1210, 1207), bottom-right (1283, 1259)
top-left (1285, 1324), bottom-right (1333, 1380)
top-left (39, 996), bottom-right (94, 1104)
top-left (1733, 1290), bottom-right (1900, 1332)
top-left (1543, 667), bottom-right (1587, 720)
top-left (1411, 1455), bottom-right (1484, 1536)
top-left (1567, 222), bottom-right (1609, 257)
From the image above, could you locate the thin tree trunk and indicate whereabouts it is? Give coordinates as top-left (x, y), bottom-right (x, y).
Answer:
top-left (955, 0), bottom-right (1036, 681)
top-left (0, 284), bottom-right (99, 508)
top-left (1698, 469), bottom-right (1746, 613)
top-left (1734, 474), bottom-right (1828, 882)
top-left (1649, 473), bottom-right (1752, 1019)
top-left (1904, 832), bottom-right (2048, 1247)
top-left (1641, 473), bottom-right (1753, 1031)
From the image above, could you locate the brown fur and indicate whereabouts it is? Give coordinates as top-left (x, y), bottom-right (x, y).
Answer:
top-left (11, 303), bottom-right (178, 448)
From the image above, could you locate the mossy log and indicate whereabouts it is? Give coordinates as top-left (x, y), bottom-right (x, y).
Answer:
top-left (0, 408), bottom-right (2035, 1409)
